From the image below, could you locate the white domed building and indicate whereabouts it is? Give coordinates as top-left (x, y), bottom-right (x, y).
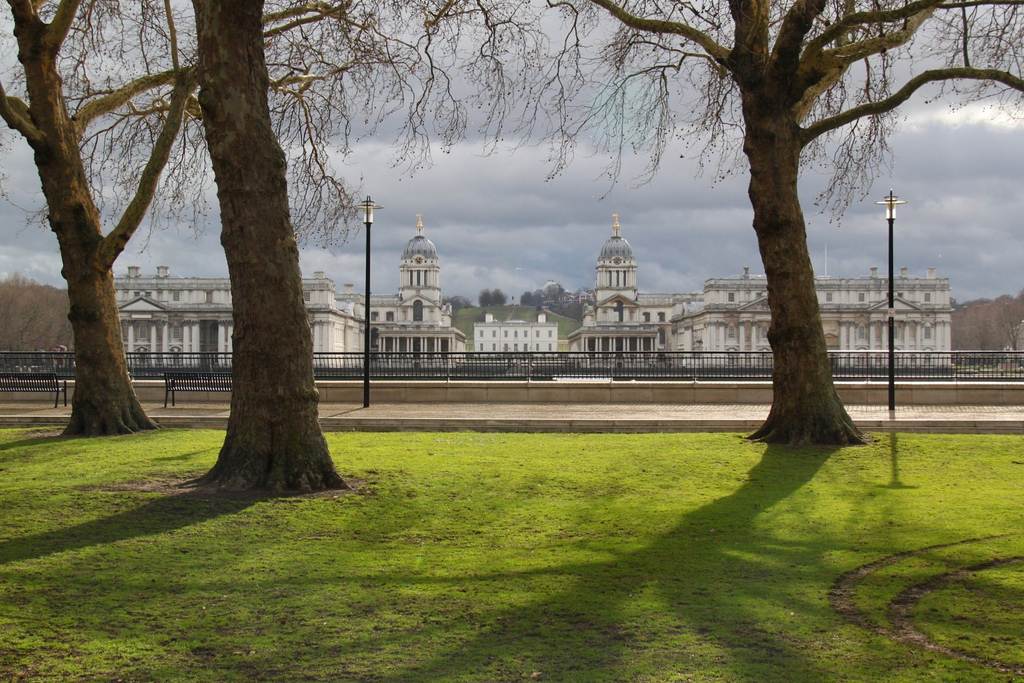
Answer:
top-left (368, 215), bottom-right (466, 353)
top-left (568, 216), bottom-right (702, 352)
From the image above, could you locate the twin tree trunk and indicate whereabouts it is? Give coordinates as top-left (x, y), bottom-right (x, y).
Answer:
top-left (192, 0), bottom-right (347, 491)
top-left (740, 90), bottom-right (865, 446)
top-left (14, 19), bottom-right (156, 436)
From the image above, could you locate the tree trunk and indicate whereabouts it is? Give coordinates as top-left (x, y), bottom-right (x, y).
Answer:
top-left (740, 93), bottom-right (866, 446)
top-left (192, 0), bottom-right (347, 491)
top-left (13, 17), bottom-right (156, 436)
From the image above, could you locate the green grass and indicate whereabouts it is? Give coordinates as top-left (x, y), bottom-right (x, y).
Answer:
top-left (0, 429), bottom-right (1022, 681)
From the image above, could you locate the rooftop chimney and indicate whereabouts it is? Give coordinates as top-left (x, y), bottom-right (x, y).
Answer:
top-left (314, 270), bottom-right (324, 279)
top-left (344, 283), bottom-right (354, 294)
top-left (156, 265), bottom-right (169, 278)
top-left (870, 267), bottom-right (878, 278)
top-left (927, 267), bottom-right (936, 279)
top-left (127, 266), bottom-right (140, 278)
top-left (900, 266), bottom-right (908, 278)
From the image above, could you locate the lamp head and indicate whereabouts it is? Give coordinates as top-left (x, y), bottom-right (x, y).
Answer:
top-left (875, 190), bottom-right (907, 220)
top-left (359, 195), bottom-right (383, 224)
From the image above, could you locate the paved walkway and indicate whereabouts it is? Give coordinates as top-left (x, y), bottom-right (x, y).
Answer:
top-left (2, 401), bottom-right (1024, 433)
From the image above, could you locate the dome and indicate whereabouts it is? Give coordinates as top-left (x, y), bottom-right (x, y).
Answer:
top-left (402, 217), bottom-right (438, 260)
top-left (599, 216), bottom-right (634, 260)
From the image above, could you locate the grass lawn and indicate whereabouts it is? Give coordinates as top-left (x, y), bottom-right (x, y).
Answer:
top-left (0, 429), bottom-right (1021, 681)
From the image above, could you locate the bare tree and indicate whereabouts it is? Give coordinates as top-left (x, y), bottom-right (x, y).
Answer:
top-left (1, 0), bottom-right (196, 435)
top-left (536, 0), bottom-right (1024, 444)
top-left (952, 292), bottom-right (1024, 349)
top-left (190, 0), bottom-right (346, 491)
top-left (0, 273), bottom-right (73, 350)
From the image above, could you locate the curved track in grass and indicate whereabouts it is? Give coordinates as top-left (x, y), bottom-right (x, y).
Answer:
top-left (829, 536), bottom-right (1024, 676)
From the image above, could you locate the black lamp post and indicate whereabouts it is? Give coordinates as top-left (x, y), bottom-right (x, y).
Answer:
top-left (875, 190), bottom-right (905, 415)
top-left (360, 196), bottom-right (382, 408)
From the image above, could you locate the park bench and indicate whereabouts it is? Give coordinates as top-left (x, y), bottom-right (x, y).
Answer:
top-left (0, 372), bottom-right (67, 408)
top-left (163, 371), bottom-right (233, 407)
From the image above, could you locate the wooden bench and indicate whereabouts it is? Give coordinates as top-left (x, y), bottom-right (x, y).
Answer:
top-left (0, 372), bottom-right (68, 408)
top-left (163, 371), bottom-right (233, 407)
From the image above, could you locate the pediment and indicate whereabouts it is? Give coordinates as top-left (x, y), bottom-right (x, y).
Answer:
top-left (866, 297), bottom-right (921, 312)
top-left (120, 297), bottom-right (168, 313)
top-left (596, 294), bottom-right (639, 308)
top-left (736, 298), bottom-right (771, 312)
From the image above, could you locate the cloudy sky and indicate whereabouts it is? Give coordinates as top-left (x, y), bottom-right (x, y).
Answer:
top-left (2, 96), bottom-right (1022, 304)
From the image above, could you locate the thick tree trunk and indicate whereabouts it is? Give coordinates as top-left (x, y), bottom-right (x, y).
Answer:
top-left (192, 0), bottom-right (347, 491)
top-left (13, 17), bottom-right (156, 436)
top-left (740, 94), bottom-right (866, 446)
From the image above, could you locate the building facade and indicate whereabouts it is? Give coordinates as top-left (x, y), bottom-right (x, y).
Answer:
top-left (367, 216), bottom-right (466, 353)
top-left (674, 266), bottom-right (952, 351)
top-left (474, 312), bottom-right (559, 352)
top-left (115, 266), bottom-right (362, 354)
top-left (570, 216), bottom-right (952, 353)
top-left (568, 216), bottom-right (702, 352)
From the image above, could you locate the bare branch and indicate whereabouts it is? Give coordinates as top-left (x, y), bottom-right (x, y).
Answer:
top-left (43, 0), bottom-right (85, 53)
top-left (802, 66), bottom-right (1024, 142)
top-left (96, 68), bottom-right (198, 270)
top-left (71, 69), bottom-right (178, 138)
top-left (0, 79), bottom-right (45, 143)
top-left (582, 0), bottom-right (730, 63)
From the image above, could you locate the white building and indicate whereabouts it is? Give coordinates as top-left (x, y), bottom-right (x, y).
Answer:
top-left (474, 312), bottom-right (559, 352)
top-left (366, 215), bottom-right (466, 353)
top-left (675, 266), bottom-right (952, 351)
top-left (568, 216), bottom-right (702, 352)
top-left (570, 216), bottom-right (952, 353)
top-left (115, 266), bottom-right (362, 353)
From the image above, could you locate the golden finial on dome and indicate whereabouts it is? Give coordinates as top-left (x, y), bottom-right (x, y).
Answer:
top-left (612, 214), bottom-right (621, 237)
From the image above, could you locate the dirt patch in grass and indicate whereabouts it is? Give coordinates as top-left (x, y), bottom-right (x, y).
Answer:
top-left (830, 537), bottom-right (1024, 676)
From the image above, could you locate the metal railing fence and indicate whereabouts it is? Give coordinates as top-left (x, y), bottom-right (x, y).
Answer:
top-left (3, 350), bottom-right (1024, 381)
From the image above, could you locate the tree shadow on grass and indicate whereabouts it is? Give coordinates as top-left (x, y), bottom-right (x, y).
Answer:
top-left (363, 444), bottom-right (840, 682)
top-left (0, 484), bottom-right (259, 567)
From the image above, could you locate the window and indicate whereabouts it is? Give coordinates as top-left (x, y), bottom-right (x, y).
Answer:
top-left (371, 312), bottom-right (379, 321)
top-left (644, 312), bottom-right (650, 323)
top-left (615, 301), bottom-right (624, 322)
top-left (727, 325), bottom-right (736, 340)
top-left (304, 291), bottom-right (311, 302)
top-left (504, 330), bottom-right (508, 337)
top-left (536, 330), bottom-right (540, 338)
top-left (825, 292), bottom-right (833, 302)
top-left (548, 343), bottom-right (553, 351)
top-left (413, 300), bottom-right (424, 322)
top-left (548, 330), bottom-right (552, 338)
top-left (205, 291), bottom-right (214, 303)
top-left (857, 326), bottom-right (866, 341)
top-left (858, 293), bottom-right (865, 303)
top-left (924, 326), bottom-right (933, 340)
top-left (137, 324), bottom-right (150, 341)
top-left (658, 312), bottom-right (665, 323)
top-left (171, 324), bottom-right (182, 341)
top-left (492, 330), bottom-right (496, 338)
top-left (728, 292), bottom-right (735, 302)
top-left (658, 329), bottom-right (666, 346)
top-left (172, 291), bottom-right (180, 302)
top-left (514, 330), bottom-right (518, 338)
top-left (386, 312), bottom-right (394, 322)
top-left (924, 293), bottom-right (932, 303)
top-left (144, 291), bottom-right (152, 297)
top-left (134, 291), bottom-right (140, 297)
